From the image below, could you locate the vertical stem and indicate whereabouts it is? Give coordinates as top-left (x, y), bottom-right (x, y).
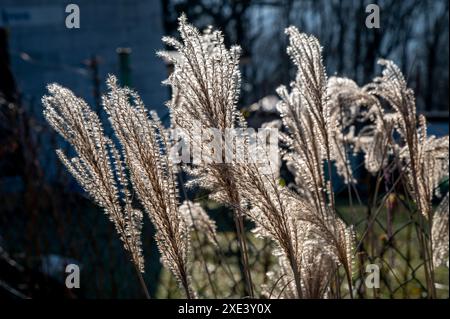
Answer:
top-left (131, 258), bottom-right (151, 299)
top-left (233, 210), bottom-right (255, 298)
top-left (179, 173), bottom-right (218, 298)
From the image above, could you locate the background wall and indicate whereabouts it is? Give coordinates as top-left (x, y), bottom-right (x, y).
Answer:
top-left (1, 0), bottom-right (168, 116)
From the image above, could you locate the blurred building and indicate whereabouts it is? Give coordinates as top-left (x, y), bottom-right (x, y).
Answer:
top-left (0, 0), bottom-right (168, 116)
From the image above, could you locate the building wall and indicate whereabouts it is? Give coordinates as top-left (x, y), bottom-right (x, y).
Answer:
top-left (1, 0), bottom-right (168, 116)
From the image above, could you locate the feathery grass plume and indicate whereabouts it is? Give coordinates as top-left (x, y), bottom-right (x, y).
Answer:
top-left (232, 160), bottom-right (308, 298)
top-left (368, 60), bottom-right (431, 218)
top-left (326, 77), bottom-right (396, 179)
top-left (432, 193), bottom-right (449, 268)
top-left (299, 242), bottom-right (335, 299)
top-left (234, 127), bottom-right (353, 299)
top-left (357, 113), bottom-right (398, 175)
top-left (261, 223), bottom-right (335, 299)
top-left (161, 15), bottom-right (323, 298)
top-left (42, 84), bottom-right (148, 297)
top-left (179, 200), bottom-right (218, 246)
top-left (102, 76), bottom-right (195, 298)
top-left (41, 13), bottom-right (449, 300)
top-left (401, 130), bottom-right (449, 203)
top-left (424, 134), bottom-right (449, 198)
top-left (276, 27), bottom-right (355, 296)
top-left (159, 15), bottom-right (244, 202)
top-left (325, 60), bottom-right (449, 297)
top-left (159, 14), bottom-right (255, 297)
top-left (367, 59), bottom-right (449, 297)
top-left (276, 30), bottom-right (328, 204)
top-left (261, 264), bottom-right (297, 299)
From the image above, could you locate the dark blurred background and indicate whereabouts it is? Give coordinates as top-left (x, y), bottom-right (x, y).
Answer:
top-left (0, 0), bottom-right (448, 298)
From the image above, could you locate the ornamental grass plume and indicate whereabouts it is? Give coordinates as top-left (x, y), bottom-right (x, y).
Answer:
top-left (159, 14), bottom-right (254, 297)
top-left (276, 26), bottom-right (355, 297)
top-left (42, 84), bottom-right (148, 296)
top-left (323, 58), bottom-right (449, 297)
top-left (366, 60), bottom-right (449, 297)
top-left (43, 76), bottom-right (196, 299)
top-left (161, 16), bottom-right (332, 299)
top-left (42, 14), bottom-right (449, 299)
top-left (102, 76), bottom-right (195, 298)
top-left (432, 193), bottom-right (449, 268)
